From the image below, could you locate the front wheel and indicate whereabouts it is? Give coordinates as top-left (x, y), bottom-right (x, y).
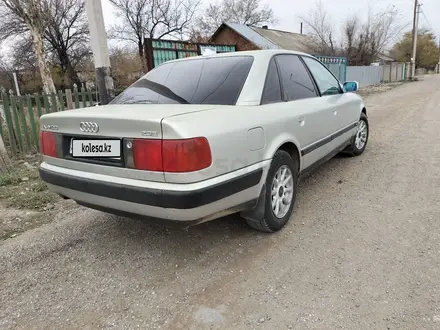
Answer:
top-left (346, 113), bottom-right (369, 156)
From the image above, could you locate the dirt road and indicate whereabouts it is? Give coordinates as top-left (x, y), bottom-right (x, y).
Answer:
top-left (1, 76), bottom-right (440, 330)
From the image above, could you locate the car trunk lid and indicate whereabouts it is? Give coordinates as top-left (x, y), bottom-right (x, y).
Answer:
top-left (40, 104), bottom-right (216, 138)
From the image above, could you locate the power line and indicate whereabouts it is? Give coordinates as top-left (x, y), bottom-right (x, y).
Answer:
top-left (420, 8), bottom-right (435, 33)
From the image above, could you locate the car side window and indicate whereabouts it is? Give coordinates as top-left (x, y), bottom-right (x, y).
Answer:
top-left (274, 54), bottom-right (317, 101)
top-left (302, 56), bottom-right (342, 96)
top-left (261, 58), bottom-right (282, 104)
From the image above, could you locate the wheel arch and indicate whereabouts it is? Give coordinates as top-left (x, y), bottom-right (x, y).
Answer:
top-left (277, 142), bottom-right (300, 172)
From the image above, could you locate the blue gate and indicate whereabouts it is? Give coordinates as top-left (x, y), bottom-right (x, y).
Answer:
top-left (314, 55), bottom-right (347, 82)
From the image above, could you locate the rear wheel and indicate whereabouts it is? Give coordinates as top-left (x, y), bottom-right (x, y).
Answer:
top-left (244, 150), bottom-right (298, 233)
top-left (345, 113), bottom-right (369, 156)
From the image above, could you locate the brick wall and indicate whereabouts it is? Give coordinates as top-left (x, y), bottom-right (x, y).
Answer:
top-left (211, 26), bottom-right (260, 51)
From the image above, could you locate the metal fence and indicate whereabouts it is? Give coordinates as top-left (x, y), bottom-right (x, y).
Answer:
top-left (346, 63), bottom-right (407, 87)
top-left (144, 38), bottom-right (236, 71)
top-left (0, 87), bottom-right (97, 157)
top-left (346, 66), bottom-right (384, 87)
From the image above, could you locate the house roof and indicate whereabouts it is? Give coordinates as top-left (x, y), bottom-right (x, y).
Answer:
top-left (210, 22), bottom-right (313, 52)
top-left (210, 22), bottom-right (279, 49)
top-left (376, 52), bottom-right (395, 62)
top-left (250, 26), bottom-right (312, 53)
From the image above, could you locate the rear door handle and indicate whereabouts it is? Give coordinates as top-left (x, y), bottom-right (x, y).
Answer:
top-left (298, 116), bottom-right (305, 126)
top-left (332, 109), bottom-right (338, 115)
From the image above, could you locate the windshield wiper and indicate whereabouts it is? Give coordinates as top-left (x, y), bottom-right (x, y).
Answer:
top-left (133, 79), bottom-right (190, 104)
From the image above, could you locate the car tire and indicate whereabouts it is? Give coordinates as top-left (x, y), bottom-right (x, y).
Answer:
top-left (244, 150), bottom-right (298, 233)
top-left (345, 112), bottom-right (369, 156)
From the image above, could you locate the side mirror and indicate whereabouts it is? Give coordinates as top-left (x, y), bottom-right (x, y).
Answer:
top-left (343, 81), bottom-right (359, 92)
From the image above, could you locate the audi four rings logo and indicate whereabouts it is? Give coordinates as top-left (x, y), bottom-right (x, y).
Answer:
top-left (80, 122), bottom-right (99, 133)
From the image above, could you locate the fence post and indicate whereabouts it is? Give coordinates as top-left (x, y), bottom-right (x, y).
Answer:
top-left (1, 92), bottom-right (16, 155)
top-left (73, 84), bottom-right (80, 109)
top-left (9, 90), bottom-right (23, 154)
top-left (43, 93), bottom-right (51, 114)
top-left (0, 89), bottom-right (4, 141)
top-left (18, 96), bottom-right (31, 152)
top-left (58, 90), bottom-right (65, 111)
top-left (50, 93), bottom-right (58, 113)
top-left (81, 87), bottom-right (87, 108)
top-left (35, 93), bottom-right (43, 118)
top-left (87, 88), bottom-right (94, 106)
top-left (65, 89), bottom-right (74, 109)
top-left (0, 133), bottom-right (12, 171)
top-left (26, 94), bottom-right (39, 152)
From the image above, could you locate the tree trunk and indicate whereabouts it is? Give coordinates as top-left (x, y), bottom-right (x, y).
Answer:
top-left (59, 49), bottom-right (82, 88)
top-left (66, 61), bottom-right (81, 88)
top-left (138, 40), bottom-right (147, 73)
top-left (0, 134), bottom-right (11, 172)
top-left (30, 27), bottom-right (57, 96)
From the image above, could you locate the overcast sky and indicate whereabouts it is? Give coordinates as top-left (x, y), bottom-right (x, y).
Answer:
top-left (101, 0), bottom-right (440, 47)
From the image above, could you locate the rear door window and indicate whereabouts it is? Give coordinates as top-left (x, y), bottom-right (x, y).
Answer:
top-left (275, 55), bottom-right (318, 101)
top-left (110, 56), bottom-right (254, 106)
top-left (261, 58), bottom-right (283, 104)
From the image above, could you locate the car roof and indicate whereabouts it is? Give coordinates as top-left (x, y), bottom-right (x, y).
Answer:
top-left (156, 49), bottom-right (314, 67)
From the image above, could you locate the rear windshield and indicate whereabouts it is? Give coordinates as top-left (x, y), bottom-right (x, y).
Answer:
top-left (110, 56), bottom-right (254, 106)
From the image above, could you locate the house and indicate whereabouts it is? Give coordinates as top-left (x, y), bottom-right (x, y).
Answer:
top-left (372, 53), bottom-right (396, 65)
top-left (209, 22), bottom-right (313, 53)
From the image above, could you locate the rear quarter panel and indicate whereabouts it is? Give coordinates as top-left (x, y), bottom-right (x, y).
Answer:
top-left (161, 105), bottom-right (302, 184)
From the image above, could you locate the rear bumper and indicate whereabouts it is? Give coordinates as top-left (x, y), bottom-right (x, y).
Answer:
top-left (39, 161), bottom-right (269, 222)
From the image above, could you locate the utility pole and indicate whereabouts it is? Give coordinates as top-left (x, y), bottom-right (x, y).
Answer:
top-left (411, 0), bottom-right (422, 79)
top-left (85, 0), bottom-right (115, 105)
top-left (438, 37), bottom-right (440, 74)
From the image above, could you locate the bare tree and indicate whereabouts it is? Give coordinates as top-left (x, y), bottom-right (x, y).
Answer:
top-left (9, 38), bottom-right (44, 93)
top-left (109, 0), bottom-right (200, 71)
top-left (299, 0), bottom-right (337, 56)
top-left (196, 0), bottom-right (276, 36)
top-left (44, 0), bottom-right (91, 88)
top-left (343, 16), bottom-right (358, 63)
top-left (301, 1), bottom-right (407, 65)
top-left (0, 0), bottom-right (56, 95)
top-left (1, 0), bottom-right (91, 89)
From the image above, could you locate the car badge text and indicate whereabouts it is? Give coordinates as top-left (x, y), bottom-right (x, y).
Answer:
top-left (141, 130), bottom-right (159, 137)
top-left (42, 124), bottom-right (58, 131)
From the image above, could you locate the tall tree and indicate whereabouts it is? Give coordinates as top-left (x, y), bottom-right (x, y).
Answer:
top-left (0, 0), bottom-right (56, 95)
top-left (299, 0), bottom-right (336, 55)
top-left (390, 30), bottom-right (439, 69)
top-left (109, 0), bottom-right (200, 71)
top-left (300, 0), bottom-right (407, 65)
top-left (196, 0), bottom-right (276, 37)
top-left (109, 46), bottom-right (144, 89)
top-left (44, 0), bottom-right (91, 88)
top-left (0, 0), bottom-right (91, 89)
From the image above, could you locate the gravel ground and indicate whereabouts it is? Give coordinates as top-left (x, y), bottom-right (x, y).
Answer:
top-left (1, 76), bottom-right (440, 330)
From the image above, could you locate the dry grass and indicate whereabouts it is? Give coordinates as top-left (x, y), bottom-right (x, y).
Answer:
top-left (0, 160), bottom-right (59, 210)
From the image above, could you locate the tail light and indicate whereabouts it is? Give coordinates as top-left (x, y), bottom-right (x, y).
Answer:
top-left (132, 139), bottom-right (163, 171)
top-left (40, 131), bottom-right (57, 157)
top-left (130, 137), bottom-right (212, 173)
